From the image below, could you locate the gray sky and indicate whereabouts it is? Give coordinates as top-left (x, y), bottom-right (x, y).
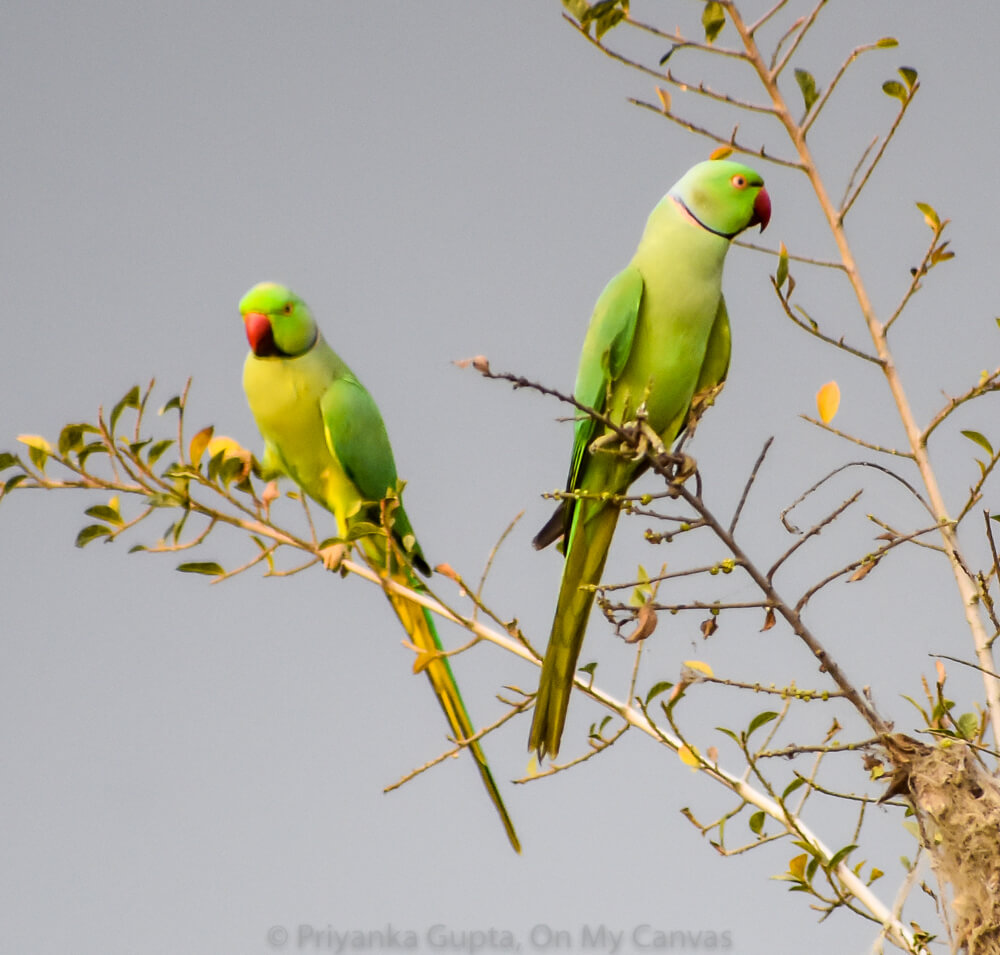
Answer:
top-left (3, 3), bottom-right (999, 953)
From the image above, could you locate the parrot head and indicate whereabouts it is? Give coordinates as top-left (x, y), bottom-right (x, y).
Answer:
top-left (670, 159), bottom-right (770, 238)
top-left (239, 282), bottom-right (318, 358)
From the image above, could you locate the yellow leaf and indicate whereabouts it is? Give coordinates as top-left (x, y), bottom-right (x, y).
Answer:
top-left (788, 853), bottom-right (808, 880)
top-left (709, 145), bottom-right (734, 161)
top-left (678, 745), bottom-right (701, 768)
top-left (206, 434), bottom-right (249, 459)
top-left (189, 425), bottom-right (214, 468)
top-left (683, 659), bottom-right (714, 678)
top-left (17, 434), bottom-right (52, 453)
top-left (656, 87), bottom-right (671, 112)
top-left (816, 380), bottom-right (840, 424)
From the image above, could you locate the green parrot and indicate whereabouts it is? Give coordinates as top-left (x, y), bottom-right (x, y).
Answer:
top-left (239, 281), bottom-right (520, 852)
top-left (529, 159), bottom-right (771, 759)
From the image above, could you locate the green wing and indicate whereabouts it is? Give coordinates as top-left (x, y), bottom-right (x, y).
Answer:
top-left (570, 265), bottom-right (644, 489)
top-left (533, 266), bottom-right (643, 551)
top-left (319, 373), bottom-right (426, 573)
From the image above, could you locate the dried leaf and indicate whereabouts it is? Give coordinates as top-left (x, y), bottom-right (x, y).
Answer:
top-left (434, 563), bottom-right (459, 581)
top-left (624, 601), bottom-right (657, 643)
top-left (656, 87), bottom-right (671, 112)
top-left (700, 617), bottom-right (718, 638)
top-left (761, 607), bottom-right (776, 632)
top-left (848, 558), bottom-right (878, 582)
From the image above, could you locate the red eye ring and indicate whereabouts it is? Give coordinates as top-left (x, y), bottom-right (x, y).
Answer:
top-left (731, 174), bottom-right (748, 189)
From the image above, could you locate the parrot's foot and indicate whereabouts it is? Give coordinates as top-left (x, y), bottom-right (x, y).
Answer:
top-left (661, 452), bottom-right (697, 496)
top-left (673, 452), bottom-right (697, 483)
top-left (319, 542), bottom-right (347, 571)
top-left (589, 406), bottom-right (668, 462)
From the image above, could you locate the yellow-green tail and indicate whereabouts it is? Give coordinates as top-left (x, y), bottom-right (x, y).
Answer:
top-left (385, 581), bottom-right (521, 853)
top-left (529, 503), bottom-right (621, 759)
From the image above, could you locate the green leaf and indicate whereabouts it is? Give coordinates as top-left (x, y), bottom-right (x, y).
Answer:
top-left (3, 473), bottom-right (28, 494)
top-left (58, 423), bottom-right (96, 455)
top-left (158, 395), bottom-right (183, 416)
top-left (782, 777), bottom-right (805, 800)
top-left (77, 441), bottom-right (109, 467)
top-left (827, 844), bottom-right (858, 870)
top-left (898, 66), bottom-right (918, 90)
top-left (0, 452), bottom-right (18, 472)
top-left (110, 385), bottom-right (141, 434)
top-left (562, 0), bottom-right (591, 24)
top-left (594, 7), bottom-right (625, 39)
top-left (882, 80), bottom-right (906, 102)
top-left (701, 1), bottom-right (725, 43)
top-left (345, 521), bottom-right (382, 541)
top-left (176, 561), bottom-right (225, 576)
top-left (148, 491), bottom-right (185, 508)
top-left (748, 810), bottom-right (765, 835)
top-left (747, 710), bottom-right (779, 737)
top-left (578, 661), bottom-right (598, 677)
top-left (956, 712), bottom-right (979, 740)
top-left (28, 444), bottom-right (48, 471)
top-left (75, 524), bottom-right (112, 548)
top-left (876, 37), bottom-right (898, 48)
top-left (961, 430), bottom-right (993, 456)
top-left (147, 439), bottom-right (174, 466)
top-left (915, 201), bottom-right (941, 231)
top-left (645, 681), bottom-right (674, 703)
top-left (775, 245), bottom-right (788, 291)
top-left (794, 69), bottom-right (819, 113)
top-left (18, 435), bottom-right (51, 471)
top-left (84, 503), bottom-right (124, 526)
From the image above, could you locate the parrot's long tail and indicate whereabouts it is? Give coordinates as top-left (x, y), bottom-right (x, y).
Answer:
top-left (528, 503), bottom-right (620, 759)
top-left (385, 579), bottom-right (521, 853)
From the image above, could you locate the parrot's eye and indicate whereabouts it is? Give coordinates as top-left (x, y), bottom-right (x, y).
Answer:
top-left (731, 174), bottom-right (748, 189)
top-left (282, 303), bottom-right (293, 315)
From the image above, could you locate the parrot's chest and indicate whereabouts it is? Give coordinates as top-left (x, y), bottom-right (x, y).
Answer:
top-left (622, 256), bottom-right (724, 431)
top-left (242, 353), bottom-right (356, 524)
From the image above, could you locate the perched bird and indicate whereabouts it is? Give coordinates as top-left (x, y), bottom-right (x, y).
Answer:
top-left (529, 159), bottom-right (771, 759)
top-left (239, 282), bottom-right (520, 852)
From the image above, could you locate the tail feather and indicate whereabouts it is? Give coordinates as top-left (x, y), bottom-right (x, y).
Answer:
top-left (528, 503), bottom-right (620, 759)
top-left (386, 582), bottom-right (522, 854)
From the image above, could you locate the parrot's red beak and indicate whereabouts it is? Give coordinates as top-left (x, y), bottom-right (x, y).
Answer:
top-left (751, 187), bottom-right (771, 232)
top-left (243, 311), bottom-right (276, 357)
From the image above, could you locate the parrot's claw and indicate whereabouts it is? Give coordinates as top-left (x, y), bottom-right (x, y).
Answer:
top-left (319, 542), bottom-right (347, 571)
top-left (663, 453), bottom-right (697, 492)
